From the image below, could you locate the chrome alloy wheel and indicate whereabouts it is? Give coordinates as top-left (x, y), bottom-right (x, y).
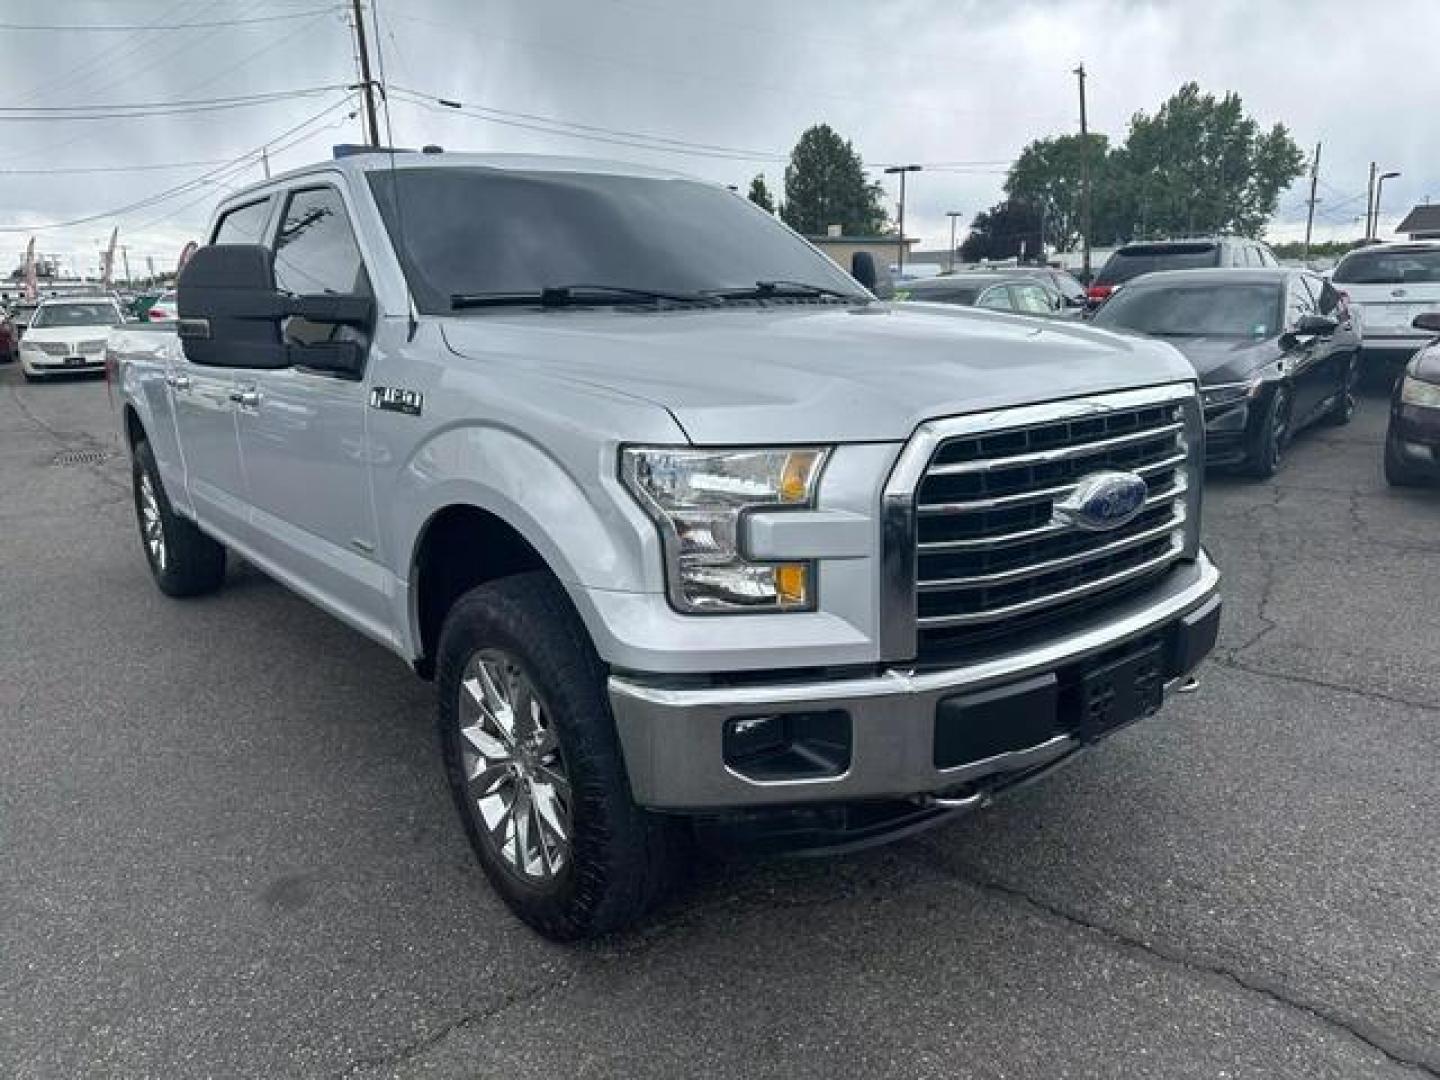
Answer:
top-left (138, 471), bottom-right (167, 572)
top-left (458, 650), bottom-right (571, 881)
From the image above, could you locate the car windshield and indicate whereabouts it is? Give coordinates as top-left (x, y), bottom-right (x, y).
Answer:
top-left (1332, 249), bottom-right (1440, 285)
top-left (367, 167), bottom-right (866, 314)
top-left (1097, 244), bottom-right (1219, 286)
top-left (1092, 283), bottom-right (1283, 338)
top-left (30, 302), bottom-right (121, 328)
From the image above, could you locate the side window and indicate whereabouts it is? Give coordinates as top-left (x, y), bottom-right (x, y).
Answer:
top-left (273, 187), bottom-right (371, 299)
top-left (212, 199), bottom-right (271, 245)
top-left (977, 286), bottom-right (1014, 311)
top-left (1013, 284), bottom-right (1052, 314)
top-left (1287, 280), bottom-right (1316, 326)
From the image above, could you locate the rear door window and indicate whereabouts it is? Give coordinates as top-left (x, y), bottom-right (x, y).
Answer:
top-left (977, 286), bottom-right (1014, 311)
top-left (1012, 283), bottom-right (1053, 314)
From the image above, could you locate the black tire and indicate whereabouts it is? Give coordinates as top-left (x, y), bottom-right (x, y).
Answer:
top-left (1384, 432), bottom-right (1430, 487)
top-left (1324, 357), bottom-right (1358, 426)
top-left (1244, 386), bottom-right (1291, 479)
top-left (131, 439), bottom-right (227, 597)
top-left (437, 572), bottom-right (675, 940)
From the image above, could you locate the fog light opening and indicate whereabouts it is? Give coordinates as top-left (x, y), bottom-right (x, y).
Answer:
top-left (723, 710), bottom-right (851, 782)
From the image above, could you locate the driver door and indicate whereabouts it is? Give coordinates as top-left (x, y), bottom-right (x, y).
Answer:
top-left (232, 181), bottom-right (388, 633)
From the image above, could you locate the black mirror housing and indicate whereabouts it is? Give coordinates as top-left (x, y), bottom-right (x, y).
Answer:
top-left (850, 251), bottom-right (878, 290)
top-left (176, 244), bottom-right (376, 369)
top-left (1412, 311), bottom-right (1440, 333)
top-left (1294, 312), bottom-right (1339, 338)
top-left (177, 245), bottom-right (288, 369)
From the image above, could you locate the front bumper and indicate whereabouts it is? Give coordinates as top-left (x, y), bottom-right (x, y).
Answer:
top-left (611, 550), bottom-right (1220, 810)
top-left (20, 352), bottom-right (106, 375)
top-left (1389, 402), bottom-right (1440, 473)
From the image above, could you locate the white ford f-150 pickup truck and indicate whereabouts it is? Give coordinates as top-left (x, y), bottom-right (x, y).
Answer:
top-left (111, 148), bottom-right (1221, 939)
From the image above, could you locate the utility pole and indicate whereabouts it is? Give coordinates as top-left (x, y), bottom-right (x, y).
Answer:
top-left (946, 210), bottom-right (963, 273)
top-left (1074, 63), bottom-right (1092, 282)
top-left (350, 0), bottom-right (381, 148)
top-left (1365, 161), bottom-right (1377, 240)
top-left (884, 164), bottom-right (922, 274)
top-left (262, 146), bottom-right (271, 179)
top-left (1302, 142), bottom-right (1321, 261)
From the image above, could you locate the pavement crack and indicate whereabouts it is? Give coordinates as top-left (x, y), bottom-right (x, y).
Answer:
top-left (918, 851), bottom-right (1440, 1078)
top-left (337, 966), bottom-right (578, 1078)
top-left (1208, 654), bottom-right (1440, 715)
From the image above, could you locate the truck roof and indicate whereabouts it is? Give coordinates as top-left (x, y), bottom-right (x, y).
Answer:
top-left (253, 149), bottom-right (698, 192)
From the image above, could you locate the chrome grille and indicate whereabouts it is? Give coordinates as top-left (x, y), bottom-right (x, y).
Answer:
top-left (881, 384), bottom-right (1201, 661)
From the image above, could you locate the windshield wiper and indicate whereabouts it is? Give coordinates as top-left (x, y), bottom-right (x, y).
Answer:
top-left (706, 280), bottom-right (866, 301)
top-left (451, 284), bottom-right (706, 310)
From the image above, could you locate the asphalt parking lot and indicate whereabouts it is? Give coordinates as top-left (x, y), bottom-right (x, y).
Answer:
top-left (2, 366), bottom-right (1436, 1079)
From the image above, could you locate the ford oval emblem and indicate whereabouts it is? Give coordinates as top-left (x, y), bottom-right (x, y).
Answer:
top-left (1053, 471), bottom-right (1149, 532)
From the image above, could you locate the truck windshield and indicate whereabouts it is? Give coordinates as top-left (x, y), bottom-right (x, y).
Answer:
top-left (1092, 283), bottom-right (1283, 338)
top-left (368, 167), bottom-right (867, 314)
top-left (31, 302), bottom-right (121, 328)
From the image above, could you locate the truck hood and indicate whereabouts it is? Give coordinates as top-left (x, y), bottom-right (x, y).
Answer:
top-left (440, 301), bottom-right (1195, 444)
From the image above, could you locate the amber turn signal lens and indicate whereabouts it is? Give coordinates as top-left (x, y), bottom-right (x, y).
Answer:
top-left (775, 563), bottom-right (809, 606)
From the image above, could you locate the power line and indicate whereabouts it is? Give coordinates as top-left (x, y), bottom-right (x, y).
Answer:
top-left (0, 86), bottom-right (347, 118)
top-left (0, 96), bottom-right (355, 233)
top-left (0, 9), bottom-right (338, 30)
top-left (0, 159), bottom-right (231, 176)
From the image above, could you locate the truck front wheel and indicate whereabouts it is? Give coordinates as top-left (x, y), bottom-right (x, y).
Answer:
top-left (436, 572), bottom-right (675, 940)
top-left (132, 439), bottom-right (226, 597)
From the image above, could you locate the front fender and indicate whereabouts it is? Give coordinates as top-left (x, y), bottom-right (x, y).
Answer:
top-left (384, 421), bottom-right (676, 659)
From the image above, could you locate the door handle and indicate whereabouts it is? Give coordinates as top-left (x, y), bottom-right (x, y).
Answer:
top-left (228, 387), bottom-right (261, 409)
top-left (165, 373), bottom-right (191, 391)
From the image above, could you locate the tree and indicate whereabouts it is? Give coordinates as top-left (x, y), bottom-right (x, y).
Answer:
top-left (781, 124), bottom-right (889, 236)
top-left (1111, 83), bottom-right (1304, 239)
top-left (747, 173), bottom-right (775, 213)
top-left (959, 200), bottom-right (1042, 263)
top-left (1004, 132), bottom-right (1115, 253)
top-left (1002, 83), bottom-right (1306, 249)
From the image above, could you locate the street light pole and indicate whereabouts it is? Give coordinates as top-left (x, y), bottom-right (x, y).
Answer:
top-left (947, 210), bottom-right (963, 273)
top-left (1365, 161), bottom-right (1377, 240)
top-left (1374, 170), bottom-right (1401, 241)
top-left (884, 164), bottom-right (922, 274)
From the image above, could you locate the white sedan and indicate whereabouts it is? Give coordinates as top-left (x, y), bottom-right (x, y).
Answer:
top-left (18, 298), bottom-right (124, 380)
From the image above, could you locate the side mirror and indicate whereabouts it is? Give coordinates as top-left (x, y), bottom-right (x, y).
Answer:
top-left (850, 251), bottom-right (877, 291)
top-left (176, 244), bottom-right (374, 370)
top-left (1412, 311), bottom-right (1440, 334)
top-left (1294, 313), bottom-right (1338, 338)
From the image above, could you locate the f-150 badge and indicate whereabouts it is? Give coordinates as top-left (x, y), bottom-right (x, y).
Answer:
top-left (369, 386), bottom-right (423, 416)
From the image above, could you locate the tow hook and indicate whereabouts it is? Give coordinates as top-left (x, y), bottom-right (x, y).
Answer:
top-left (915, 790), bottom-right (990, 812)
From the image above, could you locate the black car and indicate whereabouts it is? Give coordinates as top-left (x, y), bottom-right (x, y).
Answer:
top-left (1384, 311), bottom-right (1440, 487)
top-left (1088, 237), bottom-right (1280, 307)
top-left (1091, 268), bottom-right (1360, 477)
top-left (897, 271), bottom-right (1070, 316)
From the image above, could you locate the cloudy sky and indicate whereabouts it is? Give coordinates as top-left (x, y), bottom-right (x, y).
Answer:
top-left (1, 0), bottom-right (1434, 278)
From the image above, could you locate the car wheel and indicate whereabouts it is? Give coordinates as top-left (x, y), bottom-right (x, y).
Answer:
top-left (437, 572), bottom-right (676, 941)
top-left (1384, 432), bottom-right (1430, 487)
top-left (1245, 386), bottom-right (1291, 479)
top-left (132, 439), bottom-right (227, 597)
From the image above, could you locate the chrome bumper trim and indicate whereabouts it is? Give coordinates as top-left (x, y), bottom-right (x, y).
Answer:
top-left (610, 550), bottom-right (1218, 810)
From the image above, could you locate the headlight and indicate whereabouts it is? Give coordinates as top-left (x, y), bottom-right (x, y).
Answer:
top-left (1201, 379), bottom-right (1262, 410)
top-left (1400, 375), bottom-right (1440, 409)
top-left (621, 446), bottom-right (828, 613)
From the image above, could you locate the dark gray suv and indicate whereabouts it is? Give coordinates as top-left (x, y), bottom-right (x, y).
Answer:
top-left (1089, 238), bottom-right (1280, 306)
